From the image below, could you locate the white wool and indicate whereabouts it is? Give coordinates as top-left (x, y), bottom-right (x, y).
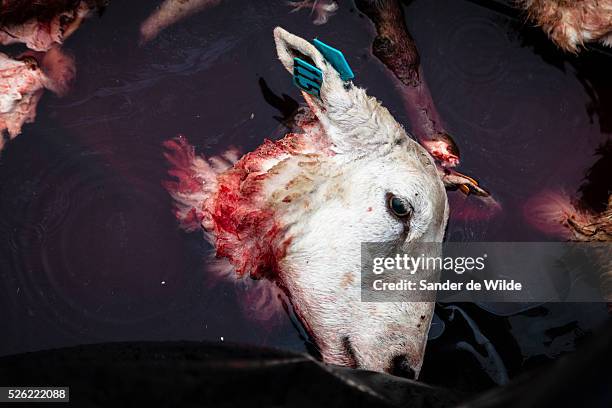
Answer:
top-left (601, 32), bottom-right (612, 47)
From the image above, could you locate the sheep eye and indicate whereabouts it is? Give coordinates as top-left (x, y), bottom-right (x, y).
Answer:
top-left (387, 194), bottom-right (412, 218)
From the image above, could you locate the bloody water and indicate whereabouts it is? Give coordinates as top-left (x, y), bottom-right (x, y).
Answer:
top-left (0, 0), bottom-right (610, 392)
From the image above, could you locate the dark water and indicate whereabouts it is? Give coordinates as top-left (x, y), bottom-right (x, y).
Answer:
top-left (0, 0), bottom-right (610, 392)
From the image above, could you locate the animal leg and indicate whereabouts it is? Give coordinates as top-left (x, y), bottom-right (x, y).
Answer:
top-left (440, 168), bottom-right (490, 197)
top-left (355, 0), bottom-right (457, 165)
top-left (287, 0), bottom-right (316, 13)
top-left (140, 0), bottom-right (223, 44)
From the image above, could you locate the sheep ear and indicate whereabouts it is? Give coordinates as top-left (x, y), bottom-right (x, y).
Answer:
top-left (274, 28), bottom-right (326, 75)
top-left (273, 27), bottom-right (348, 105)
top-left (273, 27), bottom-right (400, 156)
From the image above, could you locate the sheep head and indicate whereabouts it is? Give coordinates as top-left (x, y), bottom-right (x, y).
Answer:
top-left (165, 27), bottom-right (450, 378)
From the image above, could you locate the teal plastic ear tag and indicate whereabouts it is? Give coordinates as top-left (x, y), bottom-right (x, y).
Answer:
top-left (313, 38), bottom-right (355, 81)
top-left (293, 57), bottom-right (323, 97)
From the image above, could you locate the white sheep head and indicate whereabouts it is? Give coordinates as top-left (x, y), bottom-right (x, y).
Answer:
top-left (165, 27), bottom-right (450, 378)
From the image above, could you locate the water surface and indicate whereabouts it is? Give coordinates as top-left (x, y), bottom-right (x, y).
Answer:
top-left (0, 0), bottom-right (609, 391)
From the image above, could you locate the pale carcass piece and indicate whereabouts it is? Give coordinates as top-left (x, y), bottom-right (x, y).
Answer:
top-left (0, 48), bottom-right (75, 150)
top-left (0, 0), bottom-right (97, 52)
top-left (519, 0), bottom-right (612, 53)
top-left (140, 0), bottom-right (222, 44)
top-left (523, 141), bottom-right (611, 309)
top-left (524, 192), bottom-right (611, 311)
top-left (0, 54), bottom-right (46, 150)
top-left (164, 27), bottom-right (452, 378)
top-left (287, 0), bottom-right (339, 25)
top-left (524, 141), bottom-right (611, 237)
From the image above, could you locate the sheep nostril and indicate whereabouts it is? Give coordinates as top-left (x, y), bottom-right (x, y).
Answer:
top-left (390, 354), bottom-right (417, 379)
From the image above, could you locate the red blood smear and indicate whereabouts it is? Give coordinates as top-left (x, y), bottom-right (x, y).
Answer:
top-left (422, 140), bottom-right (460, 167)
top-left (164, 131), bottom-right (323, 281)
